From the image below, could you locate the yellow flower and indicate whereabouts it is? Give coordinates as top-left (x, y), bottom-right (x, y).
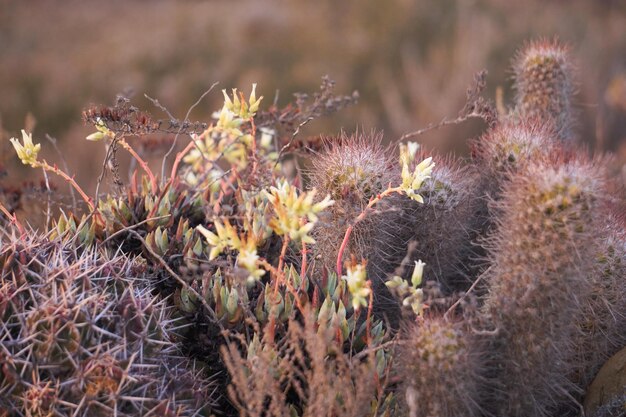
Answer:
top-left (265, 181), bottom-right (334, 243)
top-left (385, 259), bottom-right (427, 316)
top-left (248, 83), bottom-right (263, 114)
top-left (401, 156), bottom-right (435, 203)
top-left (197, 223), bottom-right (228, 260)
top-left (10, 130), bottom-right (41, 167)
top-left (399, 141), bottom-right (420, 165)
top-left (402, 288), bottom-right (424, 316)
top-left (343, 261), bottom-right (371, 311)
top-left (86, 118), bottom-right (115, 141)
top-left (197, 222), bottom-right (266, 283)
top-left (222, 84), bottom-right (263, 119)
top-left (411, 260), bottom-right (425, 287)
top-left (238, 241), bottom-right (266, 283)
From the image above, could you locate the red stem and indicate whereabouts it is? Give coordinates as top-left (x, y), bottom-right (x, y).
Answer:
top-left (0, 202), bottom-right (25, 235)
top-left (41, 161), bottom-right (95, 213)
top-left (274, 236), bottom-right (290, 295)
top-left (336, 225), bottom-right (354, 277)
top-left (335, 188), bottom-right (400, 277)
top-left (300, 240), bottom-right (308, 286)
top-left (170, 140), bottom-right (196, 180)
top-left (119, 139), bottom-right (157, 192)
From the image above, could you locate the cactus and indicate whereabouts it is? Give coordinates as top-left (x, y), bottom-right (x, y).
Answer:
top-left (479, 155), bottom-right (606, 417)
top-left (572, 221), bottom-right (626, 389)
top-left (309, 132), bottom-right (399, 266)
top-left (473, 118), bottom-right (558, 195)
top-left (512, 39), bottom-right (575, 141)
top-left (309, 132), bottom-right (416, 318)
top-left (0, 234), bottom-right (214, 416)
top-left (397, 316), bottom-right (485, 417)
top-left (406, 151), bottom-right (485, 293)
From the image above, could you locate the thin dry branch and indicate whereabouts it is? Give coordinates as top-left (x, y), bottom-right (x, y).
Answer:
top-left (396, 70), bottom-right (497, 143)
top-left (159, 82), bottom-right (219, 180)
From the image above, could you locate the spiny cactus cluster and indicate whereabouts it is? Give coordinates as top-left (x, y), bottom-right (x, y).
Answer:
top-left (0, 234), bottom-right (213, 416)
top-left (480, 157), bottom-right (604, 416)
top-left (0, 39), bottom-right (624, 417)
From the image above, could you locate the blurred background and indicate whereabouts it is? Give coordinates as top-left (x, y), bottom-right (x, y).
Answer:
top-left (1, 0), bottom-right (626, 202)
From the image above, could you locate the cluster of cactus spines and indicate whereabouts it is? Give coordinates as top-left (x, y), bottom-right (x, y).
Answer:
top-left (309, 132), bottom-right (414, 315)
top-left (397, 316), bottom-right (484, 417)
top-left (512, 39), bottom-right (575, 140)
top-left (405, 151), bottom-right (485, 293)
top-left (572, 223), bottom-right (626, 389)
top-left (309, 132), bottom-right (396, 265)
top-left (479, 156), bottom-right (606, 417)
top-left (473, 118), bottom-right (558, 194)
top-left (0, 234), bottom-right (214, 416)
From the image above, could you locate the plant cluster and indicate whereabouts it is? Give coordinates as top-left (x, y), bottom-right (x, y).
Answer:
top-left (1, 39), bottom-right (624, 417)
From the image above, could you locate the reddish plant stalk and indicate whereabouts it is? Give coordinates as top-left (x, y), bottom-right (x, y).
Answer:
top-left (170, 140), bottom-right (196, 180)
top-left (38, 160), bottom-right (96, 213)
top-left (119, 139), bottom-right (157, 192)
top-left (335, 187), bottom-right (400, 276)
top-left (366, 281), bottom-right (374, 346)
top-left (274, 236), bottom-right (290, 295)
top-left (0, 202), bottom-right (25, 235)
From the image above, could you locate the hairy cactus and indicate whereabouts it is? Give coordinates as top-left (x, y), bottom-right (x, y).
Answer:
top-left (397, 316), bottom-right (484, 417)
top-left (512, 39), bottom-right (575, 140)
top-left (572, 221), bottom-right (626, 389)
top-left (479, 155), bottom-right (606, 417)
top-left (309, 132), bottom-right (415, 317)
top-left (407, 152), bottom-right (484, 293)
top-left (473, 119), bottom-right (558, 195)
top-left (309, 132), bottom-right (397, 265)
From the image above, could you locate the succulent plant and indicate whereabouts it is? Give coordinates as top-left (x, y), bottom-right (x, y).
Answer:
top-left (572, 222), bottom-right (626, 389)
top-left (309, 132), bottom-right (397, 265)
top-left (473, 118), bottom-right (558, 194)
top-left (0, 233), bottom-right (214, 416)
top-left (222, 309), bottom-right (392, 417)
top-left (404, 151), bottom-right (485, 293)
top-left (397, 316), bottom-right (485, 417)
top-left (512, 39), bottom-right (575, 141)
top-left (479, 155), bottom-right (606, 417)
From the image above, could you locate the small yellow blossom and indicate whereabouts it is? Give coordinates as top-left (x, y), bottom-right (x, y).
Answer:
top-left (411, 260), bottom-right (425, 288)
top-left (343, 261), bottom-right (371, 311)
top-left (10, 130), bottom-right (41, 167)
top-left (222, 84), bottom-right (263, 119)
top-left (259, 127), bottom-right (275, 150)
top-left (399, 141), bottom-right (420, 165)
top-left (248, 83), bottom-right (263, 114)
top-left (402, 287), bottom-right (424, 316)
top-left (197, 221), bottom-right (266, 283)
top-left (265, 181), bottom-right (334, 243)
top-left (86, 118), bottom-right (115, 142)
top-left (386, 259), bottom-right (427, 315)
top-left (197, 223), bottom-right (229, 260)
top-left (216, 106), bottom-right (244, 134)
top-left (401, 156), bottom-right (435, 203)
top-left (237, 241), bottom-right (266, 283)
